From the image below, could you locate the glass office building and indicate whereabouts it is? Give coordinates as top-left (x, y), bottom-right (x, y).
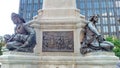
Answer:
top-left (19, 0), bottom-right (43, 22)
top-left (19, 0), bottom-right (120, 38)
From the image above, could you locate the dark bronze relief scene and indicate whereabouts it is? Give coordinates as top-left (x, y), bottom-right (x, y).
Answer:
top-left (42, 31), bottom-right (74, 52)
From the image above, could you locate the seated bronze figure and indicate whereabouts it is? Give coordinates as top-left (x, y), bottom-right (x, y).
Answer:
top-left (4, 13), bottom-right (36, 52)
top-left (80, 15), bottom-right (114, 55)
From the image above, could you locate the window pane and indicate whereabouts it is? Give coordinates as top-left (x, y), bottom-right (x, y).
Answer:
top-left (115, 1), bottom-right (120, 7)
top-left (103, 26), bottom-right (108, 32)
top-left (40, 0), bottom-right (43, 3)
top-left (87, 2), bottom-right (92, 8)
top-left (111, 26), bottom-right (116, 32)
top-left (80, 2), bottom-right (85, 9)
top-left (108, 1), bottom-right (113, 8)
top-left (102, 17), bottom-right (107, 24)
top-left (94, 2), bottom-right (99, 8)
top-left (109, 9), bottom-right (114, 16)
top-left (101, 1), bottom-right (106, 8)
top-left (34, 0), bottom-right (38, 3)
top-left (110, 17), bottom-right (115, 24)
top-left (28, 0), bottom-right (32, 4)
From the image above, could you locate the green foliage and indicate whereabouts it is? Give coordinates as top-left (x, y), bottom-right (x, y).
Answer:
top-left (0, 36), bottom-right (5, 55)
top-left (106, 36), bottom-right (120, 58)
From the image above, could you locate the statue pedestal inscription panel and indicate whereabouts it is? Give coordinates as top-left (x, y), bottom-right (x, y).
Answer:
top-left (42, 31), bottom-right (74, 52)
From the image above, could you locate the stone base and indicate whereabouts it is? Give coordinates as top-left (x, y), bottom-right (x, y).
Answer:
top-left (0, 51), bottom-right (40, 68)
top-left (39, 52), bottom-right (118, 68)
top-left (0, 52), bottom-right (118, 68)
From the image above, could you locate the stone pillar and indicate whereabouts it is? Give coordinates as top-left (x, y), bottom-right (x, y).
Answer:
top-left (31, 0), bottom-right (85, 56)
top-left (43, 0), bottom-right (76, 9)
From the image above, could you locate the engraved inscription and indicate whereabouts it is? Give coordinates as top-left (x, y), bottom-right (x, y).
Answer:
top-left (42, 31), bottom-right (74, 52)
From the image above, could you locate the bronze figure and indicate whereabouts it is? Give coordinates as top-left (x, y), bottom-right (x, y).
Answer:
top-left (4, 13), bottom-right (36, 52)
top-left (80, 15), bottom-right (114, 55)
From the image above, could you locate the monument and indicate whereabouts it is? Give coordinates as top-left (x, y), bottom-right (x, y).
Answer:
top-left (0, 0), bottom-right (119, 68)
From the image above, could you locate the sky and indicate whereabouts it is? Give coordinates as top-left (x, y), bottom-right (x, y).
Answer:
top-left (0, 0), bottom-right (19, 36)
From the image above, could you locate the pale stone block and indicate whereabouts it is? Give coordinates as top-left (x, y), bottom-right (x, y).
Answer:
top-left (0, 51), bottom-right (40, 68)
top-left (43, 0), bottom-right (76, 9)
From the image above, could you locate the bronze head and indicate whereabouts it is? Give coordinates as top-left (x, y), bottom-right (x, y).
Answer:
top-left (11, 13), bottom-right (25, 24)
top-left (89, 15), bottom-right (99, 24)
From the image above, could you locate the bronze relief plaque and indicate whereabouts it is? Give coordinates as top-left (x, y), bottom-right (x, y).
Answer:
top-left (42, 31), bottom-right (74, 52)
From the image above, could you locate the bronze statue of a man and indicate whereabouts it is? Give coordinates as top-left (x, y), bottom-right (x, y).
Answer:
top-left (4, 13), bottom-right (36, 52)
top-left (80, 15), bottom-right (114, 55)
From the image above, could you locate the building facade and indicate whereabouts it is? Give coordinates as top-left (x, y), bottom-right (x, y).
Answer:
top-left (19, 0), bottom-right (120, 38)
top-left (19, 0), bottom-right (43, 22)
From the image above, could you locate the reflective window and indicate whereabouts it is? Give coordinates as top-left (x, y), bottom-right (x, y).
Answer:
top-left (94, 2), bottom-right (99, 8)
top-left (34, 4), bottom-right (38, 11)
top-left (109, 9), bottom-right (114, 16)
top-left (80, 10), bottom-right (85, 15)
top-left (101, 9), bottom-right (107, 16)
top-left (26, 13), bottom-right (31, 19)
top-left (40, 4), bottom-right (42, 8)
top-left (33, 12), bottom-right (37, 16)
top-left (27, 4), bottom-right (32, 11)
top-left (87, 10), bottom-right (93, 16)
top-left (103, 26), bottom-right (108, 33)
top-left (94, 9), bottom-right (100, 14)
top-left (119, 26), bottom-right (120, 31)
top-left (101, 1), bottom-right (106, 8)
top-left (102, 17), bottom-right (107, 24)
top-left (117, 9), bottom-right (120, 16)
top-left (40, 0), bottom-right (43, 3)
top-left (28, 0), bottom-right (32, 4)
top-left (111, 26), bottom-right (116, 32)
top-left (115, 1), bottom-right (120, 7)
top-left (34, 0), bottom-right (38, 3)
top-left (22, 0), bottom-right (26, 4)
top-left (80, 2), bottom-right (85, 9)
top-left (108, 0), bottom-right (114, 8)
top-left (87, 2), bottom-right (92, 8)
top-left (110, 17), bottom-right (115, 24)
top-left (23, 0), bottom-right (27, 3)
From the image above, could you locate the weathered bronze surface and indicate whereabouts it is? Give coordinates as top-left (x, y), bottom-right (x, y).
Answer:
top-left (80, 15), bottom-right (114, 55)
top-left (3, 13), bottom-right (36, 53)
top-left (42, 31), bottom-right (74, 52)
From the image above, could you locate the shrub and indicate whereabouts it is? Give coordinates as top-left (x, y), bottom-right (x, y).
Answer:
top-left (106, 36), bottom-right (120, 58)
top-left (0, 36), bottom-right (5, 55)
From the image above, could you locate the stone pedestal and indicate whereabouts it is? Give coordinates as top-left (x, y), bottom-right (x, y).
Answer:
top-left (39, 52), bottom-right (118, 68)
top-left (30, 0), bottom-right (118, 68)
top-left (0, 52), bottom-right (118, 68)
top-left (0, 52), bottom-right (40, 68)
top-left (31, 0), bottom-right (85, 55)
